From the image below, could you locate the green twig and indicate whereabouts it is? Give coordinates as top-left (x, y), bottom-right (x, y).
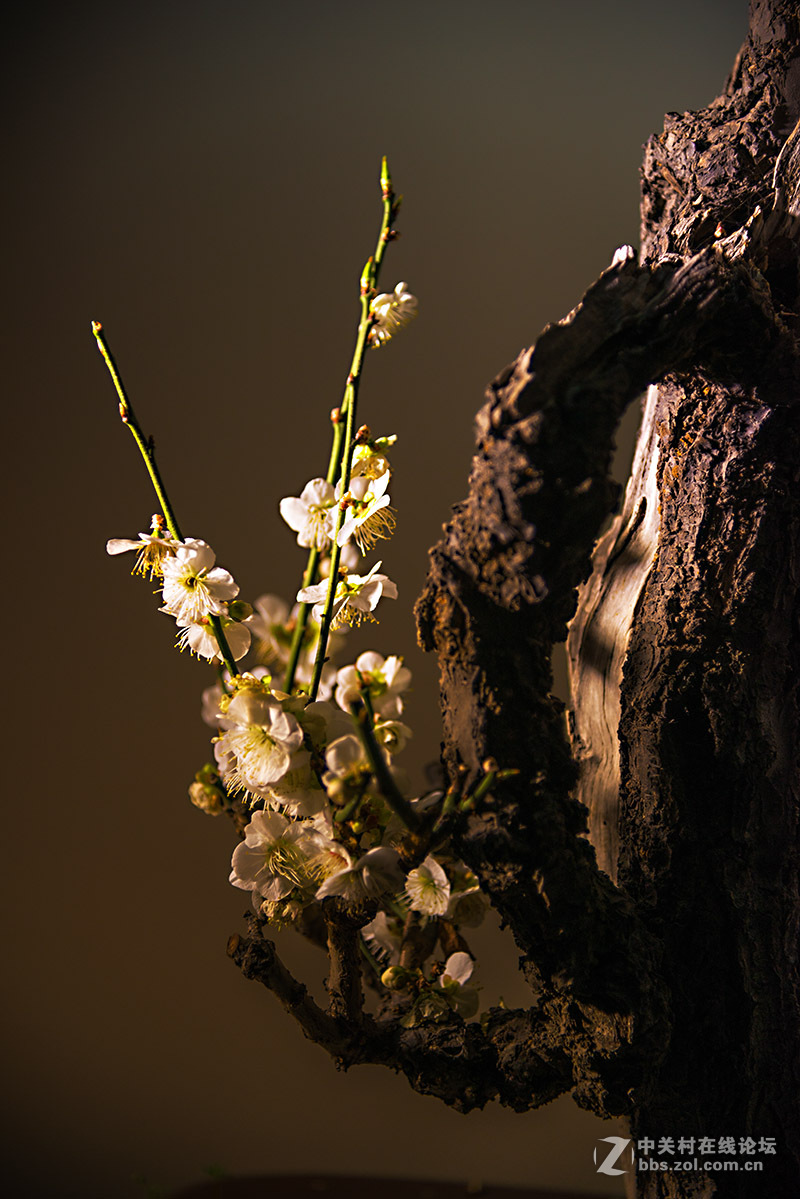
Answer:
top-left (351, 703), bottom-right (420, 832)
top-left (283, 405), bottom-right (350, 693)
top-left (92, 321), bottom-right (183, 542)
top-left (308, 159), bottom-right (398, 699)
top-left (93, 321), bottom-right (239, 678)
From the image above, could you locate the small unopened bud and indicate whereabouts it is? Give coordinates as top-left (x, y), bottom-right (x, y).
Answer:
top-left (228, 600), bottom-right (253, 621)
top-left (324, 776), bottom-right (348, 806)
top-left (189, 780), bottom-right (225, 816)
top-left (381, 966), bottom-right (408, 990)
top-left (355, 424), bottom-right (371, 443)
top-left (482, 757), bottom-right (498, 774)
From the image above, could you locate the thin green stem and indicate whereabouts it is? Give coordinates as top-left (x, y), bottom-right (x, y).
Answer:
top-left (351, 704), bottom-right (420, 832)
top-left (93, 321), bottom-right (239, 678)
top-left (92, 322), bottom-right (183, 541)
top-left (283, 549), bottom-right (320, 693)
top-left (459, 767), bottom-right (519, 812)
top-left (305, 160), bottom-right (397, 699)
top-left (333, 794), bottom-right (363, 825)
top-left (360, 686), bottom-right (376, 725)
top-left (282, 407), bottom-right (347, 693)
top-left (208, 614), bottom-right (240, 678)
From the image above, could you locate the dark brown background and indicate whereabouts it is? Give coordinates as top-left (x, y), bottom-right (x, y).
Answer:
top-left (3, 2), bottom-right (744, 1196)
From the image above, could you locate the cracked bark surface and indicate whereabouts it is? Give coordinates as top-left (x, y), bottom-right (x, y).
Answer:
top-left (230, 4), bottom-right (798, 1195)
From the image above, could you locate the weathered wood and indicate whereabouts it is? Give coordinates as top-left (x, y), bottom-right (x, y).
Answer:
top-left (566, 382), bottom-right (662, 883)
top-left (566, 2), bottom-right (799, 1194)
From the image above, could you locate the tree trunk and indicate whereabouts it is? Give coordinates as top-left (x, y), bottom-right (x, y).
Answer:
top-left (417, 2), bottom-right (798, 1195)
top-left (567, 6), bottom-right (800, 1195)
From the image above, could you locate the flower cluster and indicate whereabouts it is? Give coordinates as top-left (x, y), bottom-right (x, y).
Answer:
top-left (107, 525), bottom-right (252, 664)
top-left (103, 178), bottom-right (491, 1028)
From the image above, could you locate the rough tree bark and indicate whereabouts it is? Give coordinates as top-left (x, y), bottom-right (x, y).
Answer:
top-left (230, 4), bottom-right (798, 1196)
top-left (419, 1), bottom-right (799, 1191)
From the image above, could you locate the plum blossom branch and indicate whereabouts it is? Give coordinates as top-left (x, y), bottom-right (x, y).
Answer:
top-left (94, 321), bottom-right (240, 677)
top-left (308, 160), bottom-right (402, 698)
top-left (92, 321), bottom-right (183, 542)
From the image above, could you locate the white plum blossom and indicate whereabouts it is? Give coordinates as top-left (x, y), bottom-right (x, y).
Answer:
top-left (337, 473), bottom-right (395, 552)
top-left (248, 594), bottom-right (293, 666)
top-left (324, 733), bottom-right (371, 776)
top-left (261, 751), bottom-right (327, 819)
top-left (216, 684), bottom-right (304, 798)
top-left (315, 846), bottom-right (404, 903)
top-left (441, 953), bottom-right (476, 988)
top-left (160, 539), bottom-right (238, 624)
top-left (350, 437), bottom-right (395, 482)
top-left (405, 855), bottom-right (451, 916)
top-left (297, 700), bottom-right (353, 755)
top-left (368, 282), bottom-right (418, 348)
top-left (202, 680), bottom-right (228, 729)
top-left (445, 865), bottom-right (487, 927)
top-left (177, 615), bottom-right (251, 662)
top-left (437, 951), bottom-right (479, 1018)
top-left (201, 667), bottom-right (270, 730)
top-left (230, 810), bottom-right (316, 903)
top-left (304, 831), bottom-right (353, 886)
top-left (106, 524), bottom-right (176, 578)
top-left (280, 478), bottom-right (337, 550)
top-left (321, 733), bottom-right (373, 803)
top-left (335, 651), bottom-right (411, 718)
top-left (297, 561), bottom-right (397, 629)
top-left (372, 718), bottom-right (413, 755)
top-left (361, 910), bottom-right (403, 964)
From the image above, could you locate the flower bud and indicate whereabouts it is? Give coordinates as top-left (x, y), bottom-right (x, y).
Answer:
top-left (228, 600), bottom-right (253, 621)
top-left (323, 775), bottom-right (348, 806)
top-left (381, 966), bottom-right (409, 990)
top-left (189, 780), bottom-right (225, 815)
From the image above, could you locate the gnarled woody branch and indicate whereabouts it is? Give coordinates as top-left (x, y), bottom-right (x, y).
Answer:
top-left (227, 917), bottom-right (572, 1112)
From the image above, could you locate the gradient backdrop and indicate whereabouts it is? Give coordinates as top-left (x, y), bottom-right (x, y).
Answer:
top-left (5, 2), bottom-right (745, 1196)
